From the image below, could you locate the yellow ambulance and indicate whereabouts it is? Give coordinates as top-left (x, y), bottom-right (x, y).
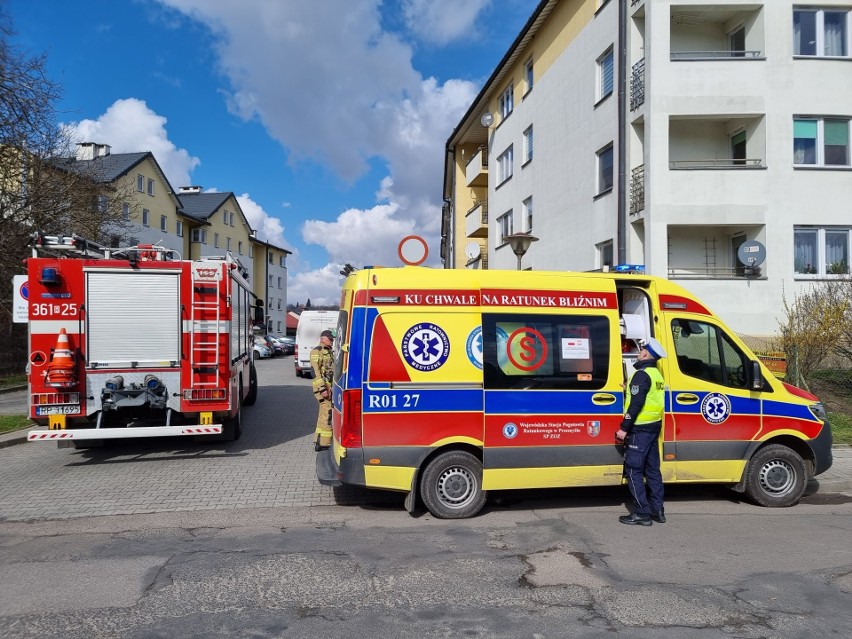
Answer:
top-left (316, 267), bottom-right (833, 519)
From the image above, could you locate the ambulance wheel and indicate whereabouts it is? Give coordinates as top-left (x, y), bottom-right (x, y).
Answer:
top-left (243, 365), bottom-right (258, 406)
top-left (420, 450), bottom-right (487, 519)
top-left (744, 444), bottom-right (806, 507)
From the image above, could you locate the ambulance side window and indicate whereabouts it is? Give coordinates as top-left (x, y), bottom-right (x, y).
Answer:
top-left (482, 314), bottom-right (609, 390)
top-left (671, 319), bottom-right (749, 389)
top-left (333, 310), bottom-right (348, 380)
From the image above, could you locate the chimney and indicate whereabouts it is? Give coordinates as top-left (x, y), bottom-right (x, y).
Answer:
top-left (179, 186), bottom-right (203, 194)
top-left (75, 142), bottom-right (111, 161)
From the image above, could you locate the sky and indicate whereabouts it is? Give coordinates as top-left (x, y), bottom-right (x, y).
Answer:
top-left (6, 0), bottom-right (534, 306)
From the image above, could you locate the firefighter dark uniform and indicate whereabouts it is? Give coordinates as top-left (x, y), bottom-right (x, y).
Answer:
top-left (616, 337), bottom-right (667, 526)
top-left (311, 330), bottom-right (334, 450)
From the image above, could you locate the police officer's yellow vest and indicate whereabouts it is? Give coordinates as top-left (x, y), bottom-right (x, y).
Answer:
top-left (625, 365), bottom-right (665, 424)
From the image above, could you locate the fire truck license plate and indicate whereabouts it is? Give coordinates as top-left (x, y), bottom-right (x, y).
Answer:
top-left (36, 406), bottom-right (81, 416)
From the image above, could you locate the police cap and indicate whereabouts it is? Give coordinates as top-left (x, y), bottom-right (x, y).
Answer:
top-left (643, 337), bottom-right (667, 359)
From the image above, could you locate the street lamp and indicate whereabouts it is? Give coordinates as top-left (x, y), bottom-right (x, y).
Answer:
top-left (505, 232), bottom-right (539, 270)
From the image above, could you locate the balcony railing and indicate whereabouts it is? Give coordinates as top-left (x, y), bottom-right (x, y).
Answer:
top-left (465, 202), bottom-right (488, 238)
top-left (670, 50), bottom-right (763, 60)
top-left (629, 164), bottom-right (645, 215)
top-left (669, 158), bottom-right (764, 170)
top-left (630, 58), bottom-right (645, 111)
top-left (668, 266), bottom-right (762, 279)
top-left (465, 145), bottom-right (488, 187)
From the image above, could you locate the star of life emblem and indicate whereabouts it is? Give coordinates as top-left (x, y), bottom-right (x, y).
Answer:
top-left (701, 392), bottom-right (731, 424)
top-left (401, 323), bottom-right (450, 372)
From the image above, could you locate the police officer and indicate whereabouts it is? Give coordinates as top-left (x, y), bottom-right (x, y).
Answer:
top-left (616, 337), bottom-right (667, 526)
top-left (311, 329), bottom-right (334, 451)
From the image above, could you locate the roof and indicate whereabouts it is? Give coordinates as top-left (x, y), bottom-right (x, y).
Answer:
top-left (177, 191), bottom-right (234, 222)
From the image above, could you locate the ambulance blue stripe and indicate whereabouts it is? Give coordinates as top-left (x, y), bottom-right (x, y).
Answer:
top-left (362, 388), bottom-right (483, 413)
top-left (763, 399), bottom-right (818, 422)
top-left (344, 306), bottom-right (375, 391)
top-left (670, 391), bottom-right (761, 416)
top-left (485, 390), bottom-right (623, 415)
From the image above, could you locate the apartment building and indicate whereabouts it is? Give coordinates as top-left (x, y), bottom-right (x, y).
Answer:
top-left (251, 237), bottom-right (291, 335)
top-left (442, 0), bottom-right (852, 337)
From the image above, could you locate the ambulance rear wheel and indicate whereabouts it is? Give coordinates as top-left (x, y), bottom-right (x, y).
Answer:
top-left (744, 444), bottom-right (806, 507)
top-left (420, 451), bottom-right (487, 519)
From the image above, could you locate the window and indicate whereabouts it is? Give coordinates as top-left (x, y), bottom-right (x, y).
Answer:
top-left (96, 195), bottom-right (108, 212)
top-left (277, 276), bottom-right (282, 288)
top-left (523, 126), bottom-right (533, 164)
top-left (499, 83), bottom-right (514, 119)
top-left (598, 241), bottom-right (614, 269)
top-left (497, 210), bottom-right (513, 245)
top-left (122, 203), bottom-right (130, 220)
top-left (229, 211), bottom-right (235, 226)
top-left (191, 228), bottom-right (207, 244)
top-left (483, 314), bottom-right (611, 390)
top-left (136, 175), bottom-right (144, 192)
top-left (794, 117), bottom-right (850, 166)
top-left (160, 215), bottom-right (168, 232)
top-left (729, 25), bottom-right (746, 56)
top-left (250, 245), bottom-right (254, 258)
top-left (523, 197), bottom-right (533, 232)
top-left (238, 241), bottom-right (243, 255)
top-left (147, 178), bottom-right (154, 196)
top-left (142, 209), bottom-right (150, 226)
top-left (280, 255), bottom-right (286, 266)
top-left (524, 58), bottom-right (534, 95)
top-left (794, 227), bottom-right (850, 276)
top-left (227, 237), bottom-right (232, 251)
top-left (176, 221), bottom-right (183, 237)
top-left (597, 144), bottom-right (614, 193)
top-left (731, 131), bottom-right (747, 165)
top-left (497, 145), bottom-right (513, 185)
top-left (268, 253), bottom-right (273, 264)
top-left (671, 319), bottom-right (750, 389)
top-left (214, 233), bottom-right (220, 248)
top-left (597, 47), bottom-right (614, 101)
top-left (794, 8), bottom-right (849, 57)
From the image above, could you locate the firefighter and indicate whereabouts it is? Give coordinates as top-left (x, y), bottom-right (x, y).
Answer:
top-left (615, 337), bottom-right (667, 526)
top-left (311, 329), bottom-right (335, 451)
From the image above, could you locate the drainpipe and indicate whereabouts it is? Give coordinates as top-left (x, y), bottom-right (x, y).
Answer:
top-left (617, 0), bottom-right (627, 263)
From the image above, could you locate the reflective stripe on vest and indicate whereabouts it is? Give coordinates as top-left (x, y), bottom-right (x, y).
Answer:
top-left (625, 365), bottom-right (665, 424)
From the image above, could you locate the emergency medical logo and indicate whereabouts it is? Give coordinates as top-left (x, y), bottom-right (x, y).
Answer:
top-left (701, 392), bottom-right (731, 424)
top-left (402, 323), bottom-right (450, 372)
top-left (502, 422), bottom-right (519, 439)
top-left (587, 420), bottom-right (601, 437)
top-left (466, 327), bottom-right (483, 370)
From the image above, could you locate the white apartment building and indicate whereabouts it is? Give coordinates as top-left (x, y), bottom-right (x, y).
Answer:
top-left (443, 0), bottom-right (852, 337)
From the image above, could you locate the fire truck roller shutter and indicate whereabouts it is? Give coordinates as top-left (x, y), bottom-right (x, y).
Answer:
top-left (86, 272), bottom-right (181, 366)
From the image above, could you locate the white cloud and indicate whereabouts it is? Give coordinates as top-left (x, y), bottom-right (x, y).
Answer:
top-left (401, 0), bottom-right (492, 45)
top-left (236, 192), bottom-right (289, 250)
top-left (64, 98), bottom-right (200, 189)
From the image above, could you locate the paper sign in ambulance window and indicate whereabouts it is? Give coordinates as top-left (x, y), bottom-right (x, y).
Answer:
top-left (558, 325), bottom-right (593, 374)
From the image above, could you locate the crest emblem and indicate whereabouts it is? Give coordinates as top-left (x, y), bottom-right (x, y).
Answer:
top-left (587, 421), bottom-right (601, 437)
top-left (502, 422), bottom-right (519, 439)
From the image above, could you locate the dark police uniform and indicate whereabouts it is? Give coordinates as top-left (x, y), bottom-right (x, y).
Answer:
top-left (621, 358), bottom-right (665, 522)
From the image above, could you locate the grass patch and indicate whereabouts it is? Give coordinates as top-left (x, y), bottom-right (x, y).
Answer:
top-left (0, 373), bottom-right (26, 388)
top-left (829, 412), bottom-right (852, 446)
top-left (0, 415), bottom-right (32, 434)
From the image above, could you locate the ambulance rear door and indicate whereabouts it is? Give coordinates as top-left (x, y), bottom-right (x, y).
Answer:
top-left (480, 281), bottom-right (625, 491)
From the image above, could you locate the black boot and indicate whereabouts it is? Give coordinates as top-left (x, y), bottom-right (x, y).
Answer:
top-left (619, 513), bottom-right (652, 526)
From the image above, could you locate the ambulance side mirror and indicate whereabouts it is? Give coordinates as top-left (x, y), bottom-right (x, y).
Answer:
top-left (750, 360), bottom-right (763, 390)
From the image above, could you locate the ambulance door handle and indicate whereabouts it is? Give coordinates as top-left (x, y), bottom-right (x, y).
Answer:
top-left (592, 393), bottom-right (617, 405)
top-left (675, 393), bottom-right (700, 405)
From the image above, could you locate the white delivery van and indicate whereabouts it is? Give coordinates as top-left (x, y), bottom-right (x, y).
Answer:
top-left (294, 310), bottom-right (340, 377)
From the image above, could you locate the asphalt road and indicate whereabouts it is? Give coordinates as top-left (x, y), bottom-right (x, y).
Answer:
top-left (1, 356), bottom-right (851, 637)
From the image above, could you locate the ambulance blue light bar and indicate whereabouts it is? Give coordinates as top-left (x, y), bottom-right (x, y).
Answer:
top-left (612, 264), bottom-right (645, 273)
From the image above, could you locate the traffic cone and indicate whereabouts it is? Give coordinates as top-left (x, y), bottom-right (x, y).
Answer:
top-left (45, 329), bottom-right (76, 389)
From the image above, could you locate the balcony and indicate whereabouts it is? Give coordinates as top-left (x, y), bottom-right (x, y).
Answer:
top-left (630, 58), bottom-right (645, 111)
top-left (630, 164), bottom-right (645, 215)
top-left (669, 115), bottom-right (766, 171)
top-left (465, 202), bottom-right (488, 238)
top-left (466, 146), bottom-right (488, 187)
top-left (668, 225), bottom-right (765, 279)
top-left (670, 5), bottom-right (764, 62)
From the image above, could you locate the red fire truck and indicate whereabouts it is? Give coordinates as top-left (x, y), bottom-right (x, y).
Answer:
top-left (25, 234), bottom-right (261, 445)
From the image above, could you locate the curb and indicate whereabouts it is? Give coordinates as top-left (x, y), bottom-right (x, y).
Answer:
top-left (0, 428), bottom-right (29, 449)
top-left (0, 384), bottom-right (27, 396)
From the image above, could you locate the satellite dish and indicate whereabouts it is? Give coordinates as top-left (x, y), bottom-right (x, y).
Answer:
top-left (737, 240), bottom-right (766, 267)
top-left (480, 112), bottom-right (494, 127)
top-left (465, 242), bottom-right (481, 259)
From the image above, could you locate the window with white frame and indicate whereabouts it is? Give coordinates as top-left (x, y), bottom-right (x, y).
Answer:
top-left (523, 197), bottom-right (533, 232)
top-left (277, 276), bottom-right (282, 288)
top-left (191, 228), bottom-right (207, 244)
top-left (160, 215), bottom-right (168, 232)
top-left (229, 211), bottom-right (235, 226)
top-left (268, 253), bottom-right (273, 264)
top-left (794, 117), bottom-right (850, 166)
top-left (524, 58), bottom-right (534, 95)
top-left (597, 240), bottom-right (614, 270)
top-left (597, 46), bottom-right (614, 101)
top-left (523, 126), bottom-right (533, 164)
top-left (597, 144), bottom-right (614, 193)
top-left (238, 240), bottom-right (243, 254)
top-left (250, 245), bottom-right (254, 258)
top-left (497, 145), bottom-right (513, 185)
top-left (279, 255), bottom-right (286, 266)
top-left (122, 203), bottom-right (130, 220)
top-left (227, 237), bottom-right (232, 251)
top-left (147, 178), bottom-right (154, 196)
top-left (136, 174), bottom-right (144, 192)
top-left (499, 83), bottom-right (514, 119)
top-left (497, 210), bottom-right (513, 245)
top-left (142, 208), bottom-right (150, 226)
top-left (794, 7), bottom-right (850, 57)
top-left (794, 226), bottom-right (850, 275)
top-left (176, 221), bottom-right (183, 237)
top-left (213, 233), bottom-right (220, 248)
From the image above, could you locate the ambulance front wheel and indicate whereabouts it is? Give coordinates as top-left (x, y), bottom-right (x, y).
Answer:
top-left (744, 444), bottom-right (806, 507)
top-left (420, 450), bottom-right (487, 519)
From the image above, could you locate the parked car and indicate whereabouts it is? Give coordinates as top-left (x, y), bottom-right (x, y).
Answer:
top-left (253, 338), bottom-right (271, 359)
top-left (270, 335), bottom-right (295, 356)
